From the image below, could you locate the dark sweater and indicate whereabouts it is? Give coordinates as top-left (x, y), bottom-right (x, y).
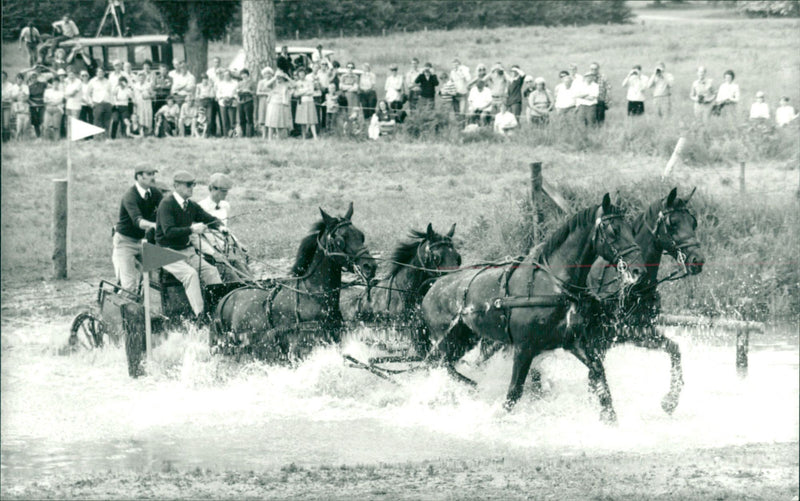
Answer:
top-left (155, 193), bottom-right (220, 250)
top-left (115, 185), bottom-right (163, 239)
top-left (414, 73), bottom-right (439, 99)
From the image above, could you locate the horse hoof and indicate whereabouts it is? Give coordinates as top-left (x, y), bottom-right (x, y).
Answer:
top-left (661, 395), bottom-right (679, 415)
top-left (502, 399), bottom-right (517, 412)
top-left (600, 409), bottom-right (618, 425)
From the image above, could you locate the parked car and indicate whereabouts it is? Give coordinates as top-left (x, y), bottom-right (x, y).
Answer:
top-left (228, 46), bottom-right (334, 75)
top-left (59, 35), bottom-right (181, 73)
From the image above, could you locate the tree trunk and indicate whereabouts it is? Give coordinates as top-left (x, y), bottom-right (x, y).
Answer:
top-left (184, 10), bottom-right (208, 78)
top-left (242, 0), bottom-right (276, 77)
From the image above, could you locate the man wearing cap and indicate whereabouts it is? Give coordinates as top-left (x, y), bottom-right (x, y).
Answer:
top-left (112, 167), bottom-right (163, 293)
top-left (384, 64), bottom-right (405, 117)
top-left (156, 171), bottom-right (223, 320)
top-left (197, 173), bottom-right (248, 281)
top-left (648, 62), bottom-right (674, 118)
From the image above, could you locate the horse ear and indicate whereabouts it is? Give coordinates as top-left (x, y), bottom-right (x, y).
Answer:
top-left (601, 193), bottom-right (611, 214)
top-left (344, 201), bottom-right (353, 220)
top-left (684, 186), bottom-right (697, 203)
top-left (319, 207), bottom-right (335, 227)
top-left (426, 223), bottom-right (434, 239)
top-left (447, 223), bottom-right (456, 238)
top-left (666, 187), bottom-right (678, 207)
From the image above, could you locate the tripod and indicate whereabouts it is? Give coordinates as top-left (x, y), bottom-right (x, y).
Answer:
top-left (96, 0), bottom-right (123, 37)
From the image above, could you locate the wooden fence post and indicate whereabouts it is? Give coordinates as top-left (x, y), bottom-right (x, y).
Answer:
top-left (295, 30), bottom-right (299, 40)
top-left (339, 28), bottom-right (343, 38)
top-left (736, 328), bottom-right (749, 378)
top-left (739, 161), bottom-right (746, 194)
top-left (52, 179), bottom-right (68, 279)
top-left (530, 162), bottom-right (543, 242)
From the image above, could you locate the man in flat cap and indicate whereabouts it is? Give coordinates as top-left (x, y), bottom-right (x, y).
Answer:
top-left (156, 170), bottom-right (222, 321)
top-left (196, 173), bottom-right (249, 281)
top-left (112, 166), bottom-right (163, 293)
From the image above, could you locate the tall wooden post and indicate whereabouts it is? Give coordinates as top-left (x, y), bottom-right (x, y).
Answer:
top-left (530, 162), bottom-right (543, 242)
top-left (739, 161), bottom-right (746, 194)
top-left (52, 179), bottom-right (68, 279)
top-left (736, 328), bottom-right (749, 378)
top-left (143, 272), bottom-right (153, 360)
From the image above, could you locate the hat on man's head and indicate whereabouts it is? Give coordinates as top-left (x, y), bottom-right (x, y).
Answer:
top-left (135, 166), bottom-right (158, 175)
top-left (755, 90), bottom-right (765, 98)
top-left (261, 66), bottom-right (275, 77)
top-left (209, 173), bottom-right (233, 190)
top-left (56, 69), bottom-right (67, 76)
top-left (173, 170), bottom-right (195, 183)
top-left (389, 64), bottom-right (398, 70)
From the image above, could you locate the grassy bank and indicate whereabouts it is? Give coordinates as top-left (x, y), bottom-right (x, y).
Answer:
top-left (1, 137), bottom-right (797, 321)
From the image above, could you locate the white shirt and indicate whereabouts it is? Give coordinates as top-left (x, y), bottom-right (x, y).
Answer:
top-left (494, 111), bottom-right (518, 133)
top-left (554, 82), bottom-right (575, 109)
top-left (43, 88), bottom-right (64, 109)
top-left (450, 65), bottom-right (471, 95)
top-left (88, 77), bottom-right (112, 104)
top-left (198, 197), bottom-right (230, 226)
top-left (108, 71), bottom-right (123, 89)
top-left (384, 74), bottom-right (404, 103)
top-left (206, 67), bottom-right (222, 85)
top-left (715, 82), bottom-right (740, 103)
top-left (170, 70), bottom-right (196, 97)
top-left (776, 105), bottom-right (797, 126)
top-left (216, 79), bottom-right (238, 101)
top-left (574, 80), bottom-right (599, 107)
top-left (135, 182), bottom-right (150, 200)
top-left (64, 78), bottom-right (83, 110)
top-left (623, 74), bottom-right (648, 102)
top-left (749, 102), bottom-right (770, 120)
top-left (467, 86), bottom-right (493, 111)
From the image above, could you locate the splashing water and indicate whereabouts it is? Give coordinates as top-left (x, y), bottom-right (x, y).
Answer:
top-left (1, 316), bottom-right (797, 484)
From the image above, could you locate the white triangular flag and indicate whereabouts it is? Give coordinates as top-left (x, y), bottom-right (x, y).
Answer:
top-left (69, 116), bottom-right (105, 141)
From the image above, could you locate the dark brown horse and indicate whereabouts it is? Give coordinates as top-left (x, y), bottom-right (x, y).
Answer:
top-left (211, 203), bottom-right (376, 361)
top-left (340, 223), bottom-right (461, 355)
top-left (421, 194), bottom-right (646, 421)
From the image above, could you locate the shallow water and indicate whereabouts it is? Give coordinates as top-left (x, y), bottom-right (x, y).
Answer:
top-left (1, 317), bottom-right (797, 485)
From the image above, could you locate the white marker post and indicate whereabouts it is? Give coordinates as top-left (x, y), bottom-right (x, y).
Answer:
top-left (662, 136), bottom-right (686, 179)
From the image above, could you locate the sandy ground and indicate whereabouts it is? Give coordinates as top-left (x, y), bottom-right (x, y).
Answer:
top-left (2, 442), bottom-right (797, 500)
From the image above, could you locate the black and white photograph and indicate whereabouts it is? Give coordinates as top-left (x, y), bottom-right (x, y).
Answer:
top-left (1, 0), bottom-right (798, 499)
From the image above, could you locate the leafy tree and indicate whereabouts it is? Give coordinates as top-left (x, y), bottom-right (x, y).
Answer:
top-left (151, 0), bottom-right (239, 76)
top-left (735, 0), bottom-right (800, 16)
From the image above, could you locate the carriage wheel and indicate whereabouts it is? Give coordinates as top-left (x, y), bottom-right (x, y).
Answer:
top-left (69, 311), bottom-right (107, 349)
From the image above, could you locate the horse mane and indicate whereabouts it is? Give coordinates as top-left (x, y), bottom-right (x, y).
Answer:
top-left (291, 219), bottom-right (327, 276)
top-left (389, 229), bottom-right (449, 278)
top-left (539, 204), bottom-right (612, 260)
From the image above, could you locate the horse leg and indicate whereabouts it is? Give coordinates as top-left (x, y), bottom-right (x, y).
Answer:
top-left (630, 326), bottom-right (684, 415)
top-left (503, 344), bottom-right (536, 411)
top-left (431, 323), bottom-right (480, 386)
top-left (568, 341), bottom-right (617, 424)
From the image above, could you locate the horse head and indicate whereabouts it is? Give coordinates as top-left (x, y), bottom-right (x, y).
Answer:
top-left (319, 202), bottom-right (377, 281)
top-left (651, 187), bottom-right (704, 275)
top-left (592, 193), bottom-right (647, 286)
top-left (419, 223), bottom-right (461, 275)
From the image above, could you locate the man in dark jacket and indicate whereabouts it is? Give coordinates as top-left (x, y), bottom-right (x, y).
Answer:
top-left (156, 170), bottom-right (222, 319)
top-left (112, 167), bottom-right (163, 292)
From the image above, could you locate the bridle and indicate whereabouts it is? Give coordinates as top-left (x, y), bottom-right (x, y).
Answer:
top-left (645, 207), bottom-right (700, 275)
top-left (592, 213), bottom-right (641, 285)
top-left (416, 237), bottom-right (458, 275)
top-left (316, 219), bottom-right (372, 282)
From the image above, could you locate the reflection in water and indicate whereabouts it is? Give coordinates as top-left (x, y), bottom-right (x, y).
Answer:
top-left (1, 318), bottom-right (798, 484)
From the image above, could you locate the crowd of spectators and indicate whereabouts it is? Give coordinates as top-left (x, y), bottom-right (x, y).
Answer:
top-left (2, 30), bottom-right (799, 142)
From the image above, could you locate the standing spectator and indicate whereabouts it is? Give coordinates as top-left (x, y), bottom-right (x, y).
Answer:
top-left (468, 63), bottom-right (488, 90)
top-left (569, 63), bottom-right (583, 87)
top-left (438, 72), bottom-right (457, 118)
top-left (588, 62), bottom-right (610, 124)
top-left (195, 73), bottom-right (215, 135)
top-left (312, 44), bottom-right (329, 64)
top-left (152, 63), bottom-right (172, 120)
top-left (170, 60), bottom-right (196, 105)
top-left (527, 77), bottom-right (554, 126)
top-left (712, 69), bottom-right (740, 118)
top-left (414, 63), bottom-right (439, 112)
top-left (748, 91), bottom-right (770, 121)
top-left (690, 66), bottom-right (716, 123)
top-left (66, 44), bottom-right (93, 76)
top-left (28, 74), bottom-right (47, 138)
top-left (133, 71), bottom-right (154, 134)
top-left (505, 65), bottom-right (525, 118)
top-left (78, 71), bottom-right (93, 124)
top-left (359, 63), bottom-right (377, 119)
top-left (775, 97), bottom-right (799, 127)
top-left (178, 97), bottom-right (198, 137)
top-left (487, 64), bottom-right (508, 114)
top-left (63, 69), bottom-right (83, 119)
top-left (265, 71), bottom-right (294, 140)
top-left (647, 62), bottom-right (674, 118)
top-left (339, 62), bottom-right (360, 115)
top-left (404, 58), bottom-right (422, 111)
top-left (575, 72), bottom-right (599, 127)
top-left (122, 62), bottom-right (135, 86)
top-left (294, 67), bottom-right (318, 140)
top-left (236, 69), bottom-right (255, 137)
top-left (324, 83), bottom-right (341, 132)
top-left (42, 78), bottom-right (64, 140)
top-left (309, 63), bottom-right (324, 126)
top-left (450, 58), bottom-right (471, 121)
top-left (18, 22), bottom-right (41, 67)
top-left (13, 93), bottom-right (33, 140)
top-left (109, 60), bottom-right (124, 89)
top-left (256, 67), bottom-right (274, 138)
top-left (216, 70), bottom-right (238, 137)
top-left (467, 78), bottom-right (493, 126)
top-left (13, 73), bottom-right (30, 104)
top-left (277, 46), bottom-right (294, 76)
top-left (206, 57), bottom-right (223, 136)
top-left (154, 95), bottom-right (180, 137)
top-left (622, 65), bottom-right (648, 116)
top-left (384, 64), bottom-right (405, 116)
top-left (316, 61), bottom-right (333, 128)
top-left (111, 77), bottom-right (134, 138)
top-left (2, 71), bottom-right (13, 141)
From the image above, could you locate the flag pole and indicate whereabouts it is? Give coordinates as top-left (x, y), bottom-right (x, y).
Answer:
top-left (66, 116), bottom-right (73, 276)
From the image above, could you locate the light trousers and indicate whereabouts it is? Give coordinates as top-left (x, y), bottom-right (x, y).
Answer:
top-left (161, 247), bottom-right (222, 316)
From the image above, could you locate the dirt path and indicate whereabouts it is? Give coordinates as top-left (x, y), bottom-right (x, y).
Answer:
top-left (2, 442), bottom-right (797, 500)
